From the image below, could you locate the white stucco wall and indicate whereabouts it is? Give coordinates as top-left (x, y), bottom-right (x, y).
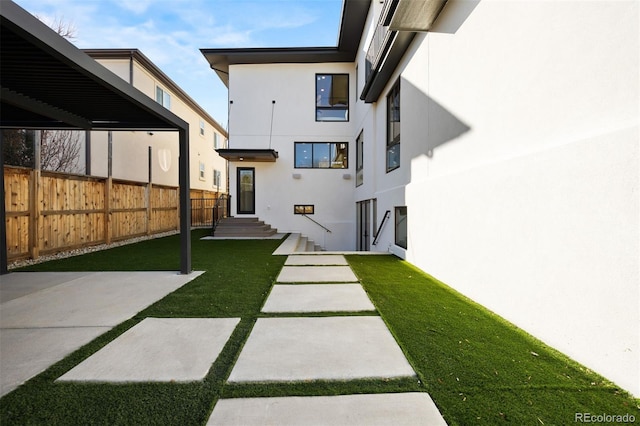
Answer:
top-left (228, 63), bottom-right (357, 250)
top-left (363, 0), bottom-right (639, 395)
top-left (223, 0), bottom-right (639, 395)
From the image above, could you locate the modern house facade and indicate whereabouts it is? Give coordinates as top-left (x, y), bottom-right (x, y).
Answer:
top-left (203, 0), bottom-right (639, 396)
top-left (85, 49), bottom-right (228, 194)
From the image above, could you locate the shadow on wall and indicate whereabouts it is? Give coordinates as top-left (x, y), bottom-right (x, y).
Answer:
top-left (430, 0), bottom-right (480, 34)
top-left (403, 79), bottom-right (470, 159)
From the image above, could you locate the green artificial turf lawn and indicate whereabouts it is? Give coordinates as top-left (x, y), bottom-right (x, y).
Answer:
top-left (1, 230), bottom-right (287, 425)
top-left (3, 234), bottom-right (637, 425)
top-left (346, 255), bottom-right (639, 425)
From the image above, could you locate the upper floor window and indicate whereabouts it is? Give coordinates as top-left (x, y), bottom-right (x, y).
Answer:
top-left (316, 74), bottom-right (349, 122)
top-left (213, 169), bottom-right (221, 188)
top-left (295, 142), bottom-right (348, 169)
top-left (214, 132), bottom-right (220, 149)
top-left (199, 119), bottom-right (205, 136)
top-left (356, 131), bottom-right (364, 187)
top-left (386, 79), bottom-right (400, 172)
top-left (156, 86), bottom-right (171, 109)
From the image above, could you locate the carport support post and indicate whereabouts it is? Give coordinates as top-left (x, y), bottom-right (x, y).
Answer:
top-left (179, 127), bottom-right (191, 274)
top-left (0, 131), bottom-right (8, 275)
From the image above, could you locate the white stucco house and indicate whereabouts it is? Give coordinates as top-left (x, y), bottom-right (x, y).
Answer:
top-left (202, 0), bottom-right (639, 396)
top-left (84, 49), bottom-right (228, 194)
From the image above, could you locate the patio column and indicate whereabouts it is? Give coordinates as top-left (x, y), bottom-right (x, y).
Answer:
top-left (179, 127), bottom-right (191, 274)
top-left (0, 131), bottom-right (8, 275)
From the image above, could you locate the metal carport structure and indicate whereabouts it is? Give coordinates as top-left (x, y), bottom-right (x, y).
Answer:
top-left (0, 0), bottom-right (191, 275)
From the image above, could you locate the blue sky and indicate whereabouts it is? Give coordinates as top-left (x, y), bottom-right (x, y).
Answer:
top-left (14, 0), bottom-right (344, 128)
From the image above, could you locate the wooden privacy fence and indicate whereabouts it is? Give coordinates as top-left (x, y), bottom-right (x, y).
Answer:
top-left (4, 166), bottom-right (182, 262)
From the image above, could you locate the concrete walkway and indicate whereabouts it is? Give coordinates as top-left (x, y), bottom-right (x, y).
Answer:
top-left (1, 246), bottom-right (447, 424)
top-left (209, 254), bottom-right (448, 425)
top-left (0, 271), bottom-right (202, 396)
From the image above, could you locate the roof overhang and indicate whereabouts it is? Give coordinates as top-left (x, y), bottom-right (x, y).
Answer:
top-left (361, 0), bottom-right (448, 103)
top-left (201, 0), bottom-right (371, 87)
top-left (389, 0), bottom-right (448, 32)
top-left (216, 149), bottom-right (279, 162)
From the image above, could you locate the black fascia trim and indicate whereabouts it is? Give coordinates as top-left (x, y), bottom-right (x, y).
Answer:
top-left (201, 0), bottom-right (371, 85)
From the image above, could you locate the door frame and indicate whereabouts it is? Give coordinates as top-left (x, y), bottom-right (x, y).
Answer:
top-left (356, 199), bottom-right (371, 251)
top-left (236, 167), bottom-right (255, 214)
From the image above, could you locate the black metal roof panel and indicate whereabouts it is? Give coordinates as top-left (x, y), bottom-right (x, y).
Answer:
top-left (0, 0), bottom-right (188, 131)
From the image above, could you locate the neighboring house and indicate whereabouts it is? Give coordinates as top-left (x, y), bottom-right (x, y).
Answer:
top-left (84, 49), bottom-right (228, 195)
top-left (202, 0), bottom-right (639, 395)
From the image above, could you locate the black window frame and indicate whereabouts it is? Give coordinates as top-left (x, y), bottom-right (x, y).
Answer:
top-left (294, 142), bottom-right (349, 169)
top-left (395, 206), bottom-right (407, 249)
top-left (294, 205), bottom-right (315, 215)
top-left (386, 79), bottom-right (400, 173)
top-left (315, 73), bottom-right (350, 122)
top-left (356, 130), bottom-right (364, 187)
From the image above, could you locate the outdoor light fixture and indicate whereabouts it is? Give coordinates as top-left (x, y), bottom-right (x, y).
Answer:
top-left (292, 173), bottom-right (301, 179)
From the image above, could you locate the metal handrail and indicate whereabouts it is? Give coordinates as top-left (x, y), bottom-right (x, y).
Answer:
top-left (302, 214), bottom-right (332, 233)
top-left (211, 194), bottom-right (229, 235)
top-left (372, 210), bottom-right (391, 245)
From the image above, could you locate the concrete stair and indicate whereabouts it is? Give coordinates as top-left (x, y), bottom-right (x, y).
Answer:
top-left (294, 235), bottom-right (324, 252)
top-left (213, 217), bottom-right (277, 237)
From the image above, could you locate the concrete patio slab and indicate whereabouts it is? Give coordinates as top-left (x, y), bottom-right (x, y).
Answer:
top-left (0, 326), bottom-right (109, 396)
top-left (0, 272), bottom-right (94, 303)
top-left (284, 255), bottom-right (348, 266)
top-left (227, 316), bottom-right (415, 383)
top-left (207, 393), bottom-right (447, 426)
top-left (58, 317), bottom-right (239, 382)
top-left (262, 284), bottom-right (375, 313)
top-left (0, 271), bottom-right (204, 328)
top-left (0, 271), bottom-right (203, 396)
top-left (276, 266), bottom-right (358, 283)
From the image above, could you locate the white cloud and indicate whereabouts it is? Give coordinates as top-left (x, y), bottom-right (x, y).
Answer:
top-left (113, 0), bottom-right (153, 14)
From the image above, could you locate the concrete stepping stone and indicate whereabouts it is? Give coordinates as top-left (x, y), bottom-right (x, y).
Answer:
top-left (58, 317), bottom-right (239, 382)
top-left (227, 317), bottom-right (415, 383)
top-left (284, 255), bottom-right (348, 266)
top-left (1, 327), bottom-right (109, 396)
top-left (277, 266), bottom-right (358, 283)
top-left (262, 284), bottom-right (375, 313)
top-left (207, 392), bottom-right (447, 425)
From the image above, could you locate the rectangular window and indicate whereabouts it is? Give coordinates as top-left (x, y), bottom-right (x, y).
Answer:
top-left (214, 132), bottom-right (219, 149)
top-left (294, 142), bottom-right (348, 169)
top-left (199, 119), bottom-right (205, 136)
top-left (316, 74), bottom-right (349, 122)
top-left (294, 205), bottom-right (314, 215)
top-left (386, 79), bottom-right (400, 172)
top-left (356, 130), bottom-right (364, 187)
top-left (155, 86), bottom-right (171, 109)
top-left (213, 169), bottom-right (221, 188)
top-left (394, 206), bottom-right (407, 249)
top-left (199, 162), bottom-right (205, 180)
top-left (395, 206), bottom-right (407, 249)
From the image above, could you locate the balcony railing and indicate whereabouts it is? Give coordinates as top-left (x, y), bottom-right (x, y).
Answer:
top-left (364, 22), bottom-right (390, 82)
top-left (364, 0), bottom-right (398, 83)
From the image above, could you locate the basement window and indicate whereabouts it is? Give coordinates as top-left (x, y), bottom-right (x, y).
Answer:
top-left (294, 205), bottom-right (314, 215)
top-left (395, 206), bottom-right (407, 249)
